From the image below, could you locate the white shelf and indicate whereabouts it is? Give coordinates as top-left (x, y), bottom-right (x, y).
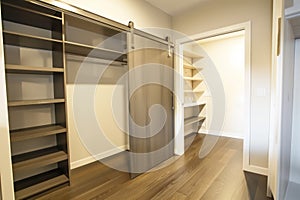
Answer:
top-left (184, 101), bottom-right (206, 108)
top-left (184, 76), bottom-right (202, 81)
top-left (184, 129), bottom-right (197, 137)
top-left (184, 116), bottom-right (205, 126)
top-left (184, 90), bottom-right (204, 93)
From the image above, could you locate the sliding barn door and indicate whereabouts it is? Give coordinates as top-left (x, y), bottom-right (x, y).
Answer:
top-left (128, 35), bottom-right (174, 178)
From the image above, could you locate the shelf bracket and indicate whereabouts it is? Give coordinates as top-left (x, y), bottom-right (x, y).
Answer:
top-left (166, 36), bottom-right (172, 58)
top-left (128, 21), bottom-right (135, 49)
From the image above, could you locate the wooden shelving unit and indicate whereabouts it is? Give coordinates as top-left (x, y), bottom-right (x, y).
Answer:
top-left (1, 0), bottom-right (131, 198)
top-left (183, 47), bottom-right (206, 137)
top-left (1, 0), bottom-right (69, 198)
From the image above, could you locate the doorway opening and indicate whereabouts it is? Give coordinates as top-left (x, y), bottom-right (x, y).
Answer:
top-left (175, 22), bottom-right (252, 173)
top-left (197, 30), bottom-right (246, 140)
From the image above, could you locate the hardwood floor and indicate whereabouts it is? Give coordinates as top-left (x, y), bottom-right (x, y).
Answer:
top-left (37, 134), bottom-right (272, 200)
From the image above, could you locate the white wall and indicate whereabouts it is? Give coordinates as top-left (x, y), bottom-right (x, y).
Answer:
top-left (199, 33), bottom-right (245, 139)
top-left (173, 0), bottom-right (272, 170)
top-left (58, 0), bottom-right (172, 168)
top-left (286, 0), bottom-right (300, 15)
top-left (290, 39), bottom-right (300, 184)
top-left (61, 0), bottom-right (172, 33)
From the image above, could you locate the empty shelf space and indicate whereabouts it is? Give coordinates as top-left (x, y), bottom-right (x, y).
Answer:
top-left (12, 147), bottom-right (68, 173)
top-left (2, 1), bottom-right (62, 22)
top-left (5, 64), bottom-right (64, 74)
top-left (14, 169), bottom-right (68, 200)
top-left (184, 130), bottom-right (197, 137)
top-left (10, 125), bottom-right (66, 142)
top-left (184, 116), bottom-right (205, 126)
top-left (184, 76), bottom-right (202, 81)
top-left (183, 49), bottom-right (203, 59)
top-left (184, 101), bottom-right (206, 108)
top-left (65, 41), bottom-right (127, 62)
top-left (8, 99), bottom-right (65, 107)
top-left (3, 31), bottom-right (62, 50)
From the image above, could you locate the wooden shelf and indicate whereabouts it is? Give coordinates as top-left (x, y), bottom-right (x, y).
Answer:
top-left (10, 125), bottom-right (66, 142)
top-left (3, 31), bottom-right (62, 51)
top-left (184, 101), bottom-right (206, 108)
top-left (184, 116), bottom-right (205, 126)
top-left (14, 169), bottom-right (68, 199)
top-left (8, 99), bottom-right (65, 107)
top-left (65, 41), bottom-right (127, 62)
top-left (184, 64), bottom-right (201, 70)
top-left (184, 76), bottom-right (202, 81)
top-left (12, 147), bottom-right (68, 173)
top-left (184, 64), bottom-right (196, 70)
top-left (5, 64), bottom-right (64, 74)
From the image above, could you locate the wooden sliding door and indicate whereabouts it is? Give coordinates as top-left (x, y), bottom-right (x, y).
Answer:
top-left (128, 35), bottom-right (174, 178)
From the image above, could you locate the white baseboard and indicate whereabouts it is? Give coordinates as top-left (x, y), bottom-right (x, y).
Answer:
top-left (199, 129), bottom-right (244, 140)
top-left (71, 145), bottom-right (128, 169)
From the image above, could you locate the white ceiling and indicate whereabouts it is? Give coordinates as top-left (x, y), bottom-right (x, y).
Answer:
top-left (145, 0), bottom-right (209, 16)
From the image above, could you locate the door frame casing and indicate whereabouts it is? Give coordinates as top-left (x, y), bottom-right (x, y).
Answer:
top-left (174, 22), bottom-right (264, 174)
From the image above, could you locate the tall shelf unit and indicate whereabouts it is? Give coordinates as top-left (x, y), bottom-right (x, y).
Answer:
top-left (1, 0), bottom-right (69, 199)
top-left (183, 47), bottom-right (206, 138)
top-left (1, 0), bottom-right (129, 198)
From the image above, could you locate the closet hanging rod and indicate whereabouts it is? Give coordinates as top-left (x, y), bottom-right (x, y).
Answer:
top-left (67, 59), bottom-right (127, 67)
top-left (66, 55), bottom-right (127, 67)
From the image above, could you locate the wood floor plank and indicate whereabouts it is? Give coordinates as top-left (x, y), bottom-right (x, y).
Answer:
top-left (177, 150), bottom-right (236, 200)
top-left (169, 192), bottom-right (188, 200)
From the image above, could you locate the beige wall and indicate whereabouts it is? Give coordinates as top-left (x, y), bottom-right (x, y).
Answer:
top-left (199, 33), bottom-right (245, 139)
top-left (173, 0), bottom-right (273, 169)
